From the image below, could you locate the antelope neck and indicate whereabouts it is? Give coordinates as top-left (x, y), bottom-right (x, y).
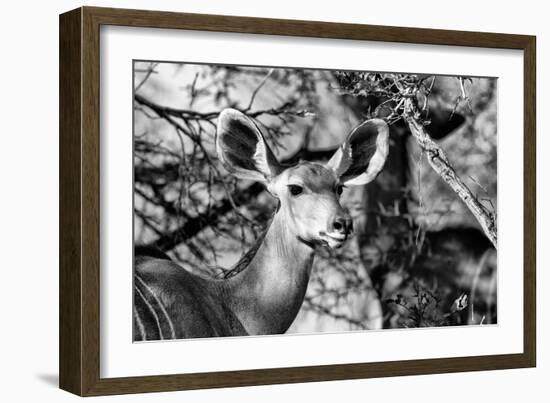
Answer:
top-left (224, 210), bottom-right (315, 334)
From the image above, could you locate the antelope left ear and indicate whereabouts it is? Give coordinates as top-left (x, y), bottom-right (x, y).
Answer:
top-left (326, 119), bottom-right (389, 186)
top-left (216, 108), bottom-right (282, 184)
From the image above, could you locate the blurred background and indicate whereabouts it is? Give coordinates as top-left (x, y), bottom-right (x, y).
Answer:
top-left (133, 61), bottom-right (497, 333)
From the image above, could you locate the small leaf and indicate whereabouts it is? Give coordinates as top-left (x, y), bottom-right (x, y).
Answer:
top-left (451, 294), bottom-right (468, 313)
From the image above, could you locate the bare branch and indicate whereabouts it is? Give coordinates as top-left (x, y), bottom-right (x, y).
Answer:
top-left (145, 183), bottom-right (265, 251)
top-left (245, 68), bottom-right (274, 111)
top-left (135, 62), bottom-right (158, 92)
top-left (403, 98), bottom-right (497, 248)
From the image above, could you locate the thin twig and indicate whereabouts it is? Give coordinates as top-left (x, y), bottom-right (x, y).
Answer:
top-left (135, 62), bottom-right (158, 92)
top-left (245, 68), bottom-right (274, 111)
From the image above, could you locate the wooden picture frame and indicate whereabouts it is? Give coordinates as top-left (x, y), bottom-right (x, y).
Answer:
top-left (59, 6), bottom-right (536, 396)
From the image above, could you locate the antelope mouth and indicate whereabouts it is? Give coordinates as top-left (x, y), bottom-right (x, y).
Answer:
top-left (319, 231), bottom-right (349, 249)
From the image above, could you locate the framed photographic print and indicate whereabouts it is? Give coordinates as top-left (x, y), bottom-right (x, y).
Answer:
top-left (59, 6), bottom-right (536, 396)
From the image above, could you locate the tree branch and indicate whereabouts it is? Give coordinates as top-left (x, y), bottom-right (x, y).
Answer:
top-left (146, 182), bottom-right (265, 251)
top-left (403, 99), bottom-right (497, 248)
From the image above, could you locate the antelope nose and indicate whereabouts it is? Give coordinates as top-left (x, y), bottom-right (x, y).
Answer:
top-left (332, 215), bottom-right (353, 235)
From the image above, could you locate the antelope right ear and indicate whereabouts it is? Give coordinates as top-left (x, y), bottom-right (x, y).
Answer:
top-left (326, 118), bottom-right (389, 186)
top-left (216, 109), bottom-right (282, 184)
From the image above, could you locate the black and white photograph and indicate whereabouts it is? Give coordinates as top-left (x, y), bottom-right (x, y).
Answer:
top-left (2, 0), bottom-right (544, 400)
top-left (132, 61), bottom-right (498, 341)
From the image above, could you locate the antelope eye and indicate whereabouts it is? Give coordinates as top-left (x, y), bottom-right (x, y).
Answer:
top-left (288, 185), bottom-right (304, 196)
top-left (336, 185), bottom-right (344, 196)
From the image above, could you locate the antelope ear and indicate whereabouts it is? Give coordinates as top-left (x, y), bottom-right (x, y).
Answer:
top-left (326, 119), bottom-right (389, 186)
top-left (216, 109), bottom-right (282, 183)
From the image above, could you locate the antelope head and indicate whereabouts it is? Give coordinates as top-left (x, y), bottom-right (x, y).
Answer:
top-left (216, 109), bottom-right (389, 249)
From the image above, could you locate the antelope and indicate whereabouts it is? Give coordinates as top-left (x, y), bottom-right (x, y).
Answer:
top-left (133, 109), bottom-right (389, 340)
